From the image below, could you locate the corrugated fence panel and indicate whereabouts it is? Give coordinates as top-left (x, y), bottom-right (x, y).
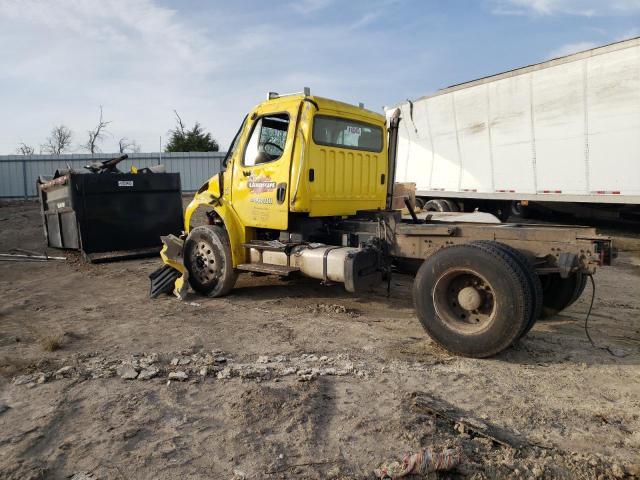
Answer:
top-left (0, 152), bottom-right (226, 198)
top-left (0, 161), bottom-right (26, 197)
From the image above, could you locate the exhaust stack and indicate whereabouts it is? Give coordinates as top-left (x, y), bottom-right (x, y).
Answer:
top-left (386, 108), bottom-right (401, 210)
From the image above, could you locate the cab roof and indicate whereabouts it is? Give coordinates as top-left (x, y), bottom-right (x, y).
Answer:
top-left (261, 94), bottom-right (385, 125)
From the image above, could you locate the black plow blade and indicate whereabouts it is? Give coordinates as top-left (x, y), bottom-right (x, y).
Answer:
top-left (149, 264), bottom-right (180, 298)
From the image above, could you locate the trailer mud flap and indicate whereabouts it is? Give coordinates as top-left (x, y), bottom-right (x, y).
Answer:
top-left (344, 249), bottom-right (382, 293)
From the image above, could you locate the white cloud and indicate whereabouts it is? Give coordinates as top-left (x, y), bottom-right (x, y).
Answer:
top-left (348, 12), bottom-right (382, 30)
top-left (289, 0), bottom-right (333, 15)
top-left (0, 0), bottom-right (231, 152)
top-left (0, 0), bottom-right (420, 154)
top-left (491, 0), bottom-right (640, 16)
top-left (616, 28), bottom-right (640, 40)
top-left (548, 41), bottom-right (599, 58)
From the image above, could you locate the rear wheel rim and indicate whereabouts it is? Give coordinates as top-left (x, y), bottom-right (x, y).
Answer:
top-left (432, 268), bottom-right (496, 333)
top-left (511, 202), bottom-right (523, 216)
top-left (190, 241), bottom-right (221, 284)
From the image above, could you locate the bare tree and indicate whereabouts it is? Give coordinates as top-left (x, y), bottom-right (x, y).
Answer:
top-left (41, 125), bottom-right (73, 155)
top-left (84, 106), bottom-right (111, 154)
top-left (16, 142), bottom-right (35, 155)
top-left (118, 137), bottom-right (141, 154)
top-left (173, 110), bottom-right (186, 136)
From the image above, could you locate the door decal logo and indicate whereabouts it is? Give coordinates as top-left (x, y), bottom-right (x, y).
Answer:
top-left (248, 175), bottom-right (276, 193)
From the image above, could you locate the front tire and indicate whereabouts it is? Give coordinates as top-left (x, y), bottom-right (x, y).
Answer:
top-left (413, 244), bottom-right (528, 358)
top-left (184, 225), bottom-right (238, 297)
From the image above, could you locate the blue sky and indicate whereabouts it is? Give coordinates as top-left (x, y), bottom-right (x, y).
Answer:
top-left (0, 0), bottom-right (638, 153)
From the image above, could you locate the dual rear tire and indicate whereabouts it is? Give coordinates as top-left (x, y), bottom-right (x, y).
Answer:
top-left (539, 272), bottom-right (586, 318)
top-left (412, 241), bottom-right (542, 358)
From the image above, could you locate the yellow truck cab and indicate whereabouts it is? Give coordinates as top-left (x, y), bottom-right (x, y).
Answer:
top-left (150, 88), bottom-right (611, 359)
top-left (182, 91), bottom-right (389, 269)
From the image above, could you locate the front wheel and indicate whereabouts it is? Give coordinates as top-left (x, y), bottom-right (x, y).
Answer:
top-left (413, 244), bottom-right (529, 358)
top-left (184, 225), bottom-right (238, 297)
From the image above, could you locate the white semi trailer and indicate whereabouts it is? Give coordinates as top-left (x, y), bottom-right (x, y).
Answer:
top-left (390, 37), bottom-right (640, 222)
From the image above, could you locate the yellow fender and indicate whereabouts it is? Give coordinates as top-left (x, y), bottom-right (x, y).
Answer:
top-left (160, 173), bottom-right (249, 300)
top-left (184, 174), bottom-right (249, 267)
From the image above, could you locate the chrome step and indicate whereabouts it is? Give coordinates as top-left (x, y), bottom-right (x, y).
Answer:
top-left (236, 263), bottom-right (300, 276)
top-left (242, 240), bottom-right (303, 253)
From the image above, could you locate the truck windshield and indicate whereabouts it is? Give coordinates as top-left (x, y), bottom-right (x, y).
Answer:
top-left (312, 115), bottom-right (383, 152)
top-left (243, 114), bottom-right (290, 166)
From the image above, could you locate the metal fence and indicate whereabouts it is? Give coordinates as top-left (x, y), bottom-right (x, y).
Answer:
top-left (0, 152), bottom-right (226, 198)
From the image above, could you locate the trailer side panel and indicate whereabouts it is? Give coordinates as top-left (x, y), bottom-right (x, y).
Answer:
top-left (391, 37), bottom-right (640, 204)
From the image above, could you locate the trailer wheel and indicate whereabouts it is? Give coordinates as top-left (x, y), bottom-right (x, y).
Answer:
top-left (184, 225), bottom-right (238, 297)
top-left (443, 199), bottom-right (459, 212)
top-left (510, 201), bottom-right (529, 219)
top-left (415, 197), bottom-right (426, 210)
top-left (424, 199), bottom-right (451, 212)
top-left (539, 272), bottom-right (584, 318)
top-left (490, 202), bottom-right (511, 222)
top-left (471, 241), bottom-right (542, 338)
top-left (413, 244), bottom-right (528, 358)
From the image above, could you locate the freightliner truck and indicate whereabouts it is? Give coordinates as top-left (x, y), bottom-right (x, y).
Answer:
top-left (150, 90), bottom-right (612, 358)
top-left (391, 37), bottom-right (640, 223)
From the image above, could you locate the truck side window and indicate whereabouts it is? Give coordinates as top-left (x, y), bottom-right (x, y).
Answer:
top-left (243, 113), bottom-right (290, 166)
top-left (312, 115), bottom-right (383, 152)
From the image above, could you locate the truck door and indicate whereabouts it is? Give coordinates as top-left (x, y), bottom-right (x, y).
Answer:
top-left (231, 102), bottom-right (297, 231)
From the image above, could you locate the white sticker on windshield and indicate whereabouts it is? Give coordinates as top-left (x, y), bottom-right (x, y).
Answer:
top-left (346, 126), bottom-right (361, 135)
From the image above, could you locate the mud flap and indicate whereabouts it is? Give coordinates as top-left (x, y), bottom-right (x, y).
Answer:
top-left (344, 248), bottom-right (382, 293)
top-left (149, 265), bottom-right (181, 298)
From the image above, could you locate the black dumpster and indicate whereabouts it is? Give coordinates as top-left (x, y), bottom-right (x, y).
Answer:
top-left (38, 166), bottom-right (183, 262)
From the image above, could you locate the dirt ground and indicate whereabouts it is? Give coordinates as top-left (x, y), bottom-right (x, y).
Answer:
top-left (0, 200), bottom-right (639, 480)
